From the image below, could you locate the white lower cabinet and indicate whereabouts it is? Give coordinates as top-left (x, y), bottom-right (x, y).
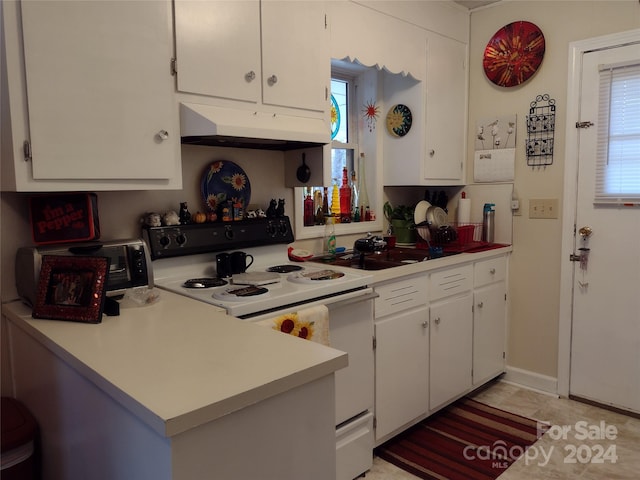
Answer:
top-left (375, 306), bottom-right (429, 442)
top-left (429, 292), bottom-right (473, 410)
top-left (373, 275), bottom-right (429, 444)
top-left (372, 254), bottom-right (508, 445)
top-left (429, 264), bottom-right (473, 411)
top-left (473, 256), bottom-right (507, 385)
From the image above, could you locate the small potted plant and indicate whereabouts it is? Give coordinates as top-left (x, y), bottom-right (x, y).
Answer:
top-left (383, 202), bottom-right (417, 245)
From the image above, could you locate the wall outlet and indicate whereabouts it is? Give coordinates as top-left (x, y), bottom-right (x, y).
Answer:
top-left (511, 199), bottom-right (521, 216)
top-left (529, 198), bottom-right (559, 219)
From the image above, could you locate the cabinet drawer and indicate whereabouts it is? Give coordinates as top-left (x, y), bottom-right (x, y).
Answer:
top-left (430, 264), bottom-right (473, 301)
top-left (474, 256), bottom-right (507, 287)
top-left (375, 275), bottom-right (428, 318)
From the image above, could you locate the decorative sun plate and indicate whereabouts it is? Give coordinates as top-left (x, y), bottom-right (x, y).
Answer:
top-left (201, 160), bottom-right (251, 214)
top-left (386, 104), bottom-right (412, 137)
top-left (483, 21), bottom-right (545, 88)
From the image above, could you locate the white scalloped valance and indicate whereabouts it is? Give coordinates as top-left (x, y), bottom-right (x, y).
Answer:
top-left (329, 1), bottom-right (426, 81)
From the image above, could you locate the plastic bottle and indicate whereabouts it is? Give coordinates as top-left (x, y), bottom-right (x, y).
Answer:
top-left (482, 203), bottom-right (495, 243)
top-left (323, 217), bottom-right (336, 256)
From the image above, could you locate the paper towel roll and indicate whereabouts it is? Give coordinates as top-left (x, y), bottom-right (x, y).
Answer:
top-left (457, 197), bottom-right (471, 224)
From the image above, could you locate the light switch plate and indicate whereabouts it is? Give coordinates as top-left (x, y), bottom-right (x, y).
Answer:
top-left (529, 199), bottom-right (559, 219)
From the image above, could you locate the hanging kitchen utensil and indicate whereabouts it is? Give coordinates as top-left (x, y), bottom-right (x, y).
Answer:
top-left (296, 153), bottom-right (311, 183)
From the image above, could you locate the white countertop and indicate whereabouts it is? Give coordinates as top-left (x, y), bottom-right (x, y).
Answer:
top-left (2, 291), bottom-right (348, 438)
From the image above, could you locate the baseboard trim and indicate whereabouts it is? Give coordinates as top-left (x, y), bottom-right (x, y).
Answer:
top-left (503, 366), bottom-right (558, 395)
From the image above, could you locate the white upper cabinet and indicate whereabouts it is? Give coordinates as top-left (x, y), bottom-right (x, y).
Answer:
top-left (423, 31), bottom-right (468, 184)
top-left (376, 34), bottom-right (467, 186)
top-left (174, 0), bottom-right (329, 113)
top-left (1, 0), bottom-right (181, 191)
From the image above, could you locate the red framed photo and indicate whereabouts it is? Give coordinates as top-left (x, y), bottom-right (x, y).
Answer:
top-left (32, 255), bottom-right (110, 323)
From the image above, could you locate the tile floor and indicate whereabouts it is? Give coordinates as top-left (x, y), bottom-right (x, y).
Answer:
top-left (365, 380), bottom-right (640, 479)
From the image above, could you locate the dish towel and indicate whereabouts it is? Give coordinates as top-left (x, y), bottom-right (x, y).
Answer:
top-left (256, 305), bottom-right (330, 346)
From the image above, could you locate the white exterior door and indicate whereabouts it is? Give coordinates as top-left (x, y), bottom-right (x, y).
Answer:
top-left (568, 41), bottom-right (640, 413)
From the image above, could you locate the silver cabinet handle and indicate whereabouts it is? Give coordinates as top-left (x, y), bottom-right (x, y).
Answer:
top-left (157, 130), bottom-right (169, 141)
top-left (477, 302), bottom-right (484, 308)
top-left (490, 268), bottom-right (496, 274)
top-left (422, 321), bottom-right (428, 329)
top-left (245, 71), bottom-right (256, 81)
top-left (434, 317), bottom-right (441, 325)
top-left (268, 74), bottom-right (278, 85)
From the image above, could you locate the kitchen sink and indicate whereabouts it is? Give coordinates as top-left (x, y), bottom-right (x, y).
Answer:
top-left (309, 248), bottom-right (436, 271)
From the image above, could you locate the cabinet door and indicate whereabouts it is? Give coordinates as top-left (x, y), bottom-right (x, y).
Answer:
top-left (21, 1), bottom-right (178, 180)
top-left (473, 282), bottom-right (506, 385)
top-left (174, 0), bottom-right (261, 102)
top-left (424, 31), bottom-right (467, 183)
top-left (429, 293), bottom-right (472, 410)
top-left (375, 306), bottom-right (429, 442)
top-left (261, 1), bottom-right (328, 112)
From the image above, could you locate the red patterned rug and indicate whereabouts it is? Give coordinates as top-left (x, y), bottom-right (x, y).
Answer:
top-left (375, 397), bottom-right (548, 480)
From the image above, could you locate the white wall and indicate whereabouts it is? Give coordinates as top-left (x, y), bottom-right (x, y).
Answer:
top-left (467, 0), bottom-right (640, 381)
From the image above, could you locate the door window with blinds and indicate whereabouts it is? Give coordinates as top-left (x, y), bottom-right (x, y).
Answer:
top-left (595, 61), bottom-right (640, 204)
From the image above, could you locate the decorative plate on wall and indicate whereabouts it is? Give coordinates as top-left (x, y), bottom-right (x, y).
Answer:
top-left (483, 21), bottom-right (545, 88)
top-left (386, 104), bottom-right (412, 137)
top-left (201, 160), bottom-right (251, 213)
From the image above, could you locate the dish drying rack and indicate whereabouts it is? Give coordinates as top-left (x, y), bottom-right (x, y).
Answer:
top-left (416, 222), bottom-right (485, 255)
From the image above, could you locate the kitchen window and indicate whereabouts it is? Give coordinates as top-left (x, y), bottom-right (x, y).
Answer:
top-left (595, 61), bottom-right (640, 204)
top-left (294, 63), bottom-right (382, 239)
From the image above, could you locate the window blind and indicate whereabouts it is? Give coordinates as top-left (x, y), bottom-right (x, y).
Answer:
top-left (595, 61), bottom-right (640, 205)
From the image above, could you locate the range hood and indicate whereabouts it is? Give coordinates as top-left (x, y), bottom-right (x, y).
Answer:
top-left (179, 103), bottom-right (331, 150)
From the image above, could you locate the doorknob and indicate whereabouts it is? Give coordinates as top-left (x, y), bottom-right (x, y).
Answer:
top-left (579, 226), bottom-right (593, 238)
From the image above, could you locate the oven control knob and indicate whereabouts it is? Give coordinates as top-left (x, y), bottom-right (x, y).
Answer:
top-left (159, 236), bottom-right (170, 247)
top-left (176, 234), bottom-right (187, 246)
top-left (224, 225), bottom-right (234, 240)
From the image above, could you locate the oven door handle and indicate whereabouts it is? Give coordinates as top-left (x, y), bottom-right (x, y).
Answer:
top-left (326, 290), bottom-right (378, 311)
top-left (245, 288), bottom-right (377, 323)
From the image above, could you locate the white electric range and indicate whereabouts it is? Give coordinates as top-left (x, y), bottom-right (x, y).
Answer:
top-left (143, 217), bottom-right (376, 480)
top-left (144, 217), bottom-right (372, 318)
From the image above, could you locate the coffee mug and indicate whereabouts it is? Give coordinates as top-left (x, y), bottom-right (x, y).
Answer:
top-left (216, 253), bottom-right (232, 278)
top-left (231, 251), bottom-right (254, 274)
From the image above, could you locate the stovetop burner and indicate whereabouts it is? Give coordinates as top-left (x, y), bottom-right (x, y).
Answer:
top-left (213, 285), bottom-right (271, 302)
top-left (288, 269), bottom-right (345, 283)
top-left (266, 265), bottom-right (304, 273)
top-left (183, 277), bottom-right (228, 289)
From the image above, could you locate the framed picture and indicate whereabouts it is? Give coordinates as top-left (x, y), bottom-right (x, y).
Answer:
top-left (32, 255), bottom-right (110, 323)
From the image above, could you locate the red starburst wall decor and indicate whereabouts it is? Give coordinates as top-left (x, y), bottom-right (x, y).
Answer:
top-left (483, 21), bottom-right (545, 88)
top-left (362, 100), bottom-right (380, 132)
